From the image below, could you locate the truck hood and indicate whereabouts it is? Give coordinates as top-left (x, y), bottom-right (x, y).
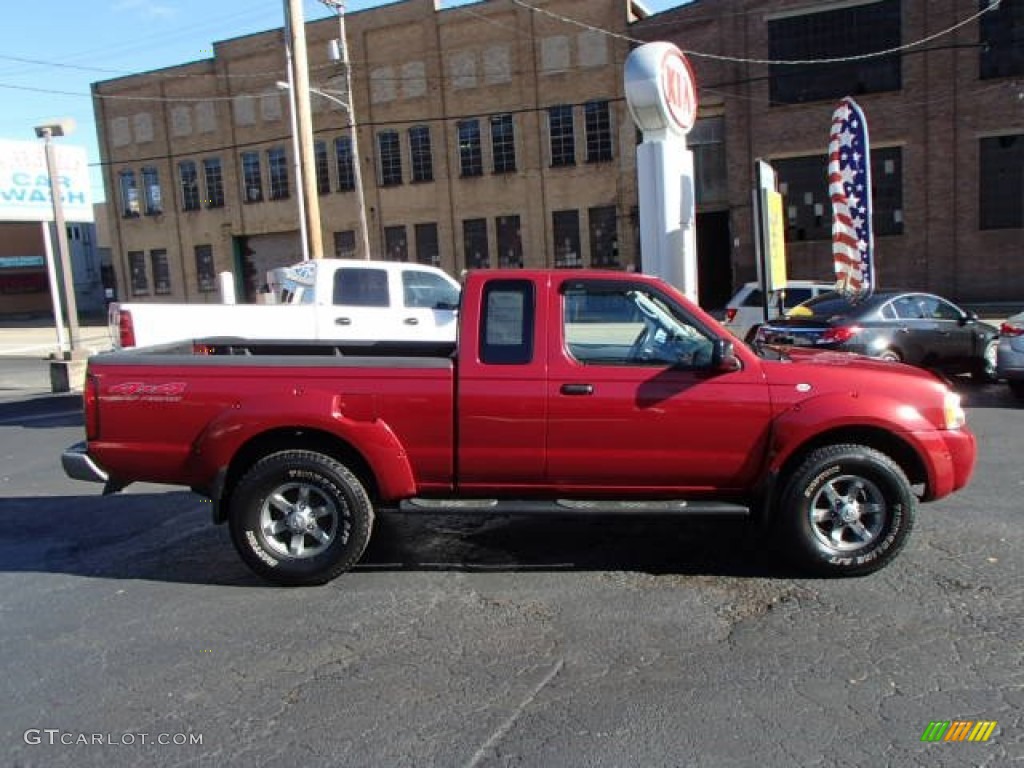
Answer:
top-left (758, 346), bottom-right (949, 388)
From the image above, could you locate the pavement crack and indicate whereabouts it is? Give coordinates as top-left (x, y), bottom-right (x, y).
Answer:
top-left (463, 658), bottom-right (564, 768)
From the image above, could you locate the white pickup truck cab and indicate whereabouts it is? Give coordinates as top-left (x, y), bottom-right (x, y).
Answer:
top-left (110, 259), bottom-right (460, 349)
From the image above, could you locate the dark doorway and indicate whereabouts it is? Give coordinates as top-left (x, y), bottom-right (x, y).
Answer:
top-left (696, 210), bottom-right (733, 311)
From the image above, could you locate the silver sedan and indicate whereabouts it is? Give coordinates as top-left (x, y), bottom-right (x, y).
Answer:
top-left (996, 311), bottom-right (1024, 402)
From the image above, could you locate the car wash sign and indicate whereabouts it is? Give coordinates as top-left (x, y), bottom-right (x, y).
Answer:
top-left (0, 139), bottom-right (93, 222)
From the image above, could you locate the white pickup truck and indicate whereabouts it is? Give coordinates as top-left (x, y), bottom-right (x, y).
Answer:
top-left (109, 259), bottom-right (461, 349)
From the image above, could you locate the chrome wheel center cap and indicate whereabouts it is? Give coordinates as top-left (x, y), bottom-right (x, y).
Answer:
top-left (838, 503), bottom-right (859, 524)
top-left (287, 507), bottom-right (315, 533)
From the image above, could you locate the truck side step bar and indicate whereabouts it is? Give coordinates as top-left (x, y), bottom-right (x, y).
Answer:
top-left (399, 498), bottom-right (750, 517)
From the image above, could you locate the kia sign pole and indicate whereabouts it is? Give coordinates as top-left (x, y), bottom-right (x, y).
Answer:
top-left (624, 43), bottom-right (699, 301)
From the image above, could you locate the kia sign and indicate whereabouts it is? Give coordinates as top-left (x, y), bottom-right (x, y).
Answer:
top-left (0, 139), bottom-right (94, 223)
top-left (625, 42), bottom-right (698, 136)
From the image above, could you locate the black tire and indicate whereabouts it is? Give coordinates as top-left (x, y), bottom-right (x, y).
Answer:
top-left (972, 339), bottom-right (999, 383)
top-left (228, 450), bottom-right (374, 586)
top-left (1009, 381), bottom-right (1024, 403)
top-left (877, 348), bottom-right (902, 363)
top-left (777, 444), bottom-right (915, 577)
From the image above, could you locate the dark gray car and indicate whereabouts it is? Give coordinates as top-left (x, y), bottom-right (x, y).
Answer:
top-left (755, 290), bottom-right (1000, 381)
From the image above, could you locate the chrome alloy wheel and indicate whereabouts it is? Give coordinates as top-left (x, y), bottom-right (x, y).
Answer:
top-left (259, 482), bottom-right (343, 559)
top-left (807, 474), bottom-right (887, 553)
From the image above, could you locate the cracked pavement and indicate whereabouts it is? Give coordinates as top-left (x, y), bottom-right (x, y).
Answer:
top-left (0, 382), bottom-right (1021, 766)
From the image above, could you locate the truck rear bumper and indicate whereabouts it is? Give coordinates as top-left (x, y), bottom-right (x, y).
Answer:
top-left (62, 441), bottom-right (109, 484)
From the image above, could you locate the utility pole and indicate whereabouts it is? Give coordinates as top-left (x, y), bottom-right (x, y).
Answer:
top-left (321, 0), bottom-right (371, 260)
top-left (284, 0), bottom-right (324, 259)
top-left (282, 9), bottom-right (310, 262)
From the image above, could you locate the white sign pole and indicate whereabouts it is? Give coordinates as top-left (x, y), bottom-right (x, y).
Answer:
top-left (624, 42), bottom-right (700, 302)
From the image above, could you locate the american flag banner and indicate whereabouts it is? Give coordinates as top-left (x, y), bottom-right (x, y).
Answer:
top-left (828, 97), bottom-right (874, 297)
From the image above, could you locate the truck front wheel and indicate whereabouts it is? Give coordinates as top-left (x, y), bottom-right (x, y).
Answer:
top-left (778, 444), bottom-right (916, 577)
top-left (228, 450), bottom-right (374, 586)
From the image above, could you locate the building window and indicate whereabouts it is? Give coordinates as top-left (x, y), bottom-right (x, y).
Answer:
top-left (589, 206), bottom-right (619, 268)
top-left (689, 117), bottom-right (728, 204)
top-left (409, 125), bottom-right (433, 183)
top-left (773, 147), bottom-right (904, 241)
top-left (202, 157), bottom-right (225, 208)
top-left (980, 0), bottom-right (1024, 78)
top-left (384, 225), bottom-right (408, 261)
top-left (458, 120), bottom-right (483, 177)
top-left (463, 218), bottom-right (490, 269)
top-left (141, 167), bottom-right (162, 215)
top-left (491, 114), bottom-right (516, 174)
top-left (314, 141), bottom-right (330, 195)
top-left (378, 130), bottom-right (403, 186)
top-left (415, 222), bottom-right (440, 266)
top-left (119, 170), bottom-right (139, 218)
top-left (195, 245), bottom-right (215, 292)
top-left (553, 210), bottom-right (581, 267)
top-left (334, 230), bottom-right (356, 258)
top-left (768, 0), bottom-right (901, 105)
top-left (496, 215), bottom-right (523, 268)
top-left (179, 160), bottom-right (200, 212)
top-left (128, 251), bottom-right (148, 296)
top-left (980, 134), bottom-right (1023, 229)
top-left (267, 147), bottom-right (289, 200)
top-left (548, 105), bottom-right (575, 168)
top-left (150, 249), bottom-right (171, 295)
top-left (241, 152), bottom-right (263, 203)
top-left (334, 136), bottom-right (355, 192)
top-left (584, 101), bottom-right (612, 163)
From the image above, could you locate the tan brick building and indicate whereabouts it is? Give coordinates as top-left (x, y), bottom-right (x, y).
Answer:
top-left (93, 0), bottom-right (1023, 309)
top-left (93, 0), bottom-right (649, 305)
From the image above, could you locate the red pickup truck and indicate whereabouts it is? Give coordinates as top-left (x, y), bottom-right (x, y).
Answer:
top-left (63, 270), bottom-right (977, 585)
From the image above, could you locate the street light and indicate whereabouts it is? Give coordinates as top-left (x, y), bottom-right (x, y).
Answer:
top-left (34, 119), bottom-right (80, 356)
top-left (277, 80), bottom-right (371, 260)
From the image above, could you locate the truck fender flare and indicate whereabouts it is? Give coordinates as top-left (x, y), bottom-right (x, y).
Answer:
top-left (192, 400), bottom-right (417, 510)
top-left (765, 391), bottom-right (935, 490)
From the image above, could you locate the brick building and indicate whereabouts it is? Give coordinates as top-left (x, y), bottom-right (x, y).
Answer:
top-left (92, 0), bottom-right (1022, 309)
top-left (93, 0), bottom-right (649, 305)
top-left (632, 0), bottom-right (1024, 303)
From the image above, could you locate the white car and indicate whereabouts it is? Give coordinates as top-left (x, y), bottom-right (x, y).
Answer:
top-left (996, 310), bottom-right (1024, 402)
top-left (721, 280), bottom-right (835, 341)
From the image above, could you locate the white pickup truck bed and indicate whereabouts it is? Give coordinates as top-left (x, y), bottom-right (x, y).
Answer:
top-left (110, 259), bottom-right (460, 349)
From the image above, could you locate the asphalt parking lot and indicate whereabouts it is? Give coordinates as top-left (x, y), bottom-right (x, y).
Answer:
top-left (0, 365), bottom-right (1021, 766)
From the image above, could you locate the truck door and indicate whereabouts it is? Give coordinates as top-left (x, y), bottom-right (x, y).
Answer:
top-left (396, 267), bottom-right (460, 341)
top-left (318, 265), bottom-right (460, 342)
top-left (545, 278), bottom-right (772, 492)
top-left (456, 277), bottom-right (549, 491)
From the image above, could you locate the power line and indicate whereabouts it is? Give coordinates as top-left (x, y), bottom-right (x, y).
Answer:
top-left (510, 0), bottom-right (1002, 66)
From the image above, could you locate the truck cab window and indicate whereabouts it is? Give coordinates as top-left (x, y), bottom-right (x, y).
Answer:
top-left (481, 280), bottom-right (534, 364)
top-left (334, 269), bottom-right (389, 307)
top-left (402, 270), bottom-right (460, 309)
top-left (563, 282), bottom-right (714, 367)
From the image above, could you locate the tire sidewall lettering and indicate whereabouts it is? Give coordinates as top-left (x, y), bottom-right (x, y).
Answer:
top-left (245, 530), bottom-right (279, 567)
top-left (804, 465), bottom-right (841, 499)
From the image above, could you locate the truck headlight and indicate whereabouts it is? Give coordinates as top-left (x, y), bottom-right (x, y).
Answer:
top-left (943, 390), bottom-right (966, 430)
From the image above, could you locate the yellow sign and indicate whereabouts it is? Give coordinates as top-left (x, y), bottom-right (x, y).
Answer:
top-left (766, 190), bottom-right (787, 289)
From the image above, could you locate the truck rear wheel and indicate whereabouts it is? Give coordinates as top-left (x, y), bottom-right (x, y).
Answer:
top-left (228, 450), bottom-right (374, 586)
top-left (778, 444), bottom-right (915, 577)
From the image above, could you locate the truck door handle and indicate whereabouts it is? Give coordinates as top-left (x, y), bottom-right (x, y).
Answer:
top-left (335, 317), bottom-right (352, 326)
top-left (560, 383), bottom-right (594, 396)
top-left (404, 317), bottom-right (419, 325)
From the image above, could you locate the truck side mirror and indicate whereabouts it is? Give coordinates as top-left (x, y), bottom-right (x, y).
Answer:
top-left (711, 339), bottom-right (742, 373)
